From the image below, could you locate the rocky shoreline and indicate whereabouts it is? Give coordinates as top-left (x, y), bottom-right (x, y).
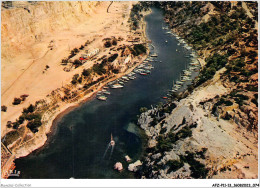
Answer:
top-left (134, 1), bottom-right (258, 179)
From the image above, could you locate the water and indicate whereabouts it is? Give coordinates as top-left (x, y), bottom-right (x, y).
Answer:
top-left (12, 8), bottom-right (195, 179)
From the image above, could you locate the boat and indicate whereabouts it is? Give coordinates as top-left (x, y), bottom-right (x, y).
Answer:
top-left (165, 40), bottom-right (168, 43)
top-left (97, 95), bottom-right (107, 101)
top-left (103, 91), bottom-right (111, 95)
top-left (97, 91), bottom-right (102, 95)
top-left (162, 97), bottom-right (168, 99)
top-left (122, 76), bottom-right (129, 81)
top-left (129, 76), bottom-right (136, 80)
top-left (111, 84), bottom-right (124, 89)
top-left (110, 133), bottom-right (115, 146)
top-left (103, 86), bottom-right (109, 89)
top-left (139, 72), bottom-right (147, 75)
top-left (151, 54), bottom-right (158, 57)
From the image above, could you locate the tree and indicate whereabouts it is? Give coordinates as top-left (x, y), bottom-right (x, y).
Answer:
top-left (82, 68), bottom-right (92, 77)
top-left (73, 59), bottom-right (82, 68)
top-left (23, 104), bottom-right (35, 114)
top-left (61, 59), bottom-right (68, 65)
top-left (112, 38), bottom-right (118, 45)
top-left (104, 41), bottom-right (112, 48)
top-left (71, 74), bottom-right (80, 85)
top-left (1, 105), bottom-right (7, 112)
top-left (140, 107), bottom-right (148, 113)
top-left (13, 98), bottom-right (22, 105)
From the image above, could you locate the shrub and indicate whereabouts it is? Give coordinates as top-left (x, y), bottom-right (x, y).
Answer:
top-left (140, 107), bottom-right (148, 113)
top-left (13, 98), bottom-right (22, 105)
top-left (133, 44), bottom-right (147, 56)
top-left (73, 59), bottom-right (82, 68)
top-left (112, 39), bottom-right (118, 45)
top-left (180, 152), bottom-right (209, 178)
top-left (23, 104), bottom-right (35, 114)
top-left (18, 115), bottom-right (25, 124)
top-left (104, 41), bottom-right (112, 48)
top-left (12, 121), bottom-right (20, 129)
top-left (27, 119), bottom-right (42, 133)
top-left (71, 74), bottom-right (80, 85)
top-left (61, 59), bottom-right (68, 65)
top-left (82, 68), bottom-right (92, 77)
top-left (92, 64), bottom-right (106, 75)
top-left (160, 127), bottom-right (167, 134)
top-left (7, 121), bottom-right (12, 128)
top-left (177, 127), bottom-right (192, 139)
top-left (166, 160), bottom-right (184, 173)
top-left (79, 45), bottom-right (84, 50)
top-left (73, 48), bottom-right (79, 53)
top-left (108, 54), bottom-right (118, 62)
top-left (112, 68), bottom-right (119, 74)
top-left (1, 105), bottom-right (7, 112)
top-left (24, 113), bottom-right (42, 121)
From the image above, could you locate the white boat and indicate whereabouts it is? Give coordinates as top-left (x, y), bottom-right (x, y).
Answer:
top-left (111, 84), bottom-right (124, 89)
top-left (151, 54), bottom-right (158, 57)
top-left (103, 91), bottom-right (111, 95)
top-left (110, 133), bottom-right (115, 146)
top-left (97, 95), bottom-right (107, 101)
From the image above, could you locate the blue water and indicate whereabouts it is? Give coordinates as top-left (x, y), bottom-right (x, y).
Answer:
top-left (12, 8), bottom-right (194, 179)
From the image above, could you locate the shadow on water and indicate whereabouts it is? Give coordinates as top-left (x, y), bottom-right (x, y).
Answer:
top-left (12, 8), bottom-right (194, 179)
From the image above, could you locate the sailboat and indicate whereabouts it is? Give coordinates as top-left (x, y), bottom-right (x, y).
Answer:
top-left (110, 133), bottom-right (115, 146)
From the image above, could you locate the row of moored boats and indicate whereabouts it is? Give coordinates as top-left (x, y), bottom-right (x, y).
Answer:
top-left (97, 54), bottom-right (159, 101)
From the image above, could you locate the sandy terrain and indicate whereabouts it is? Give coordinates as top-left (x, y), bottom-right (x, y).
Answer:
top-left (1, 1), bottom-right (134, 136)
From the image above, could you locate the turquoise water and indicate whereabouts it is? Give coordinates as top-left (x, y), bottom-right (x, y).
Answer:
top-left (13, 8), bottom-right (195, 179)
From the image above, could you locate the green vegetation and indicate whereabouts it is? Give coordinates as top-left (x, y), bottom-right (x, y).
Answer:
top-left (2, 130), bottom-right (20, 146)
top-left (92, 63), bottom-right (106, 75)
top-left (196, 53), bottom-right (228, 86)
top-left (107, 54), bottom-right (118, 62)
top-left (22, 104), bottom-right (35, 114)
top-left (82, 68), bottom-right (92, 77)
top-left (73, 59), bottom-right (82, 68)
top-left (83, 76), bottom-right (105, 90)
top-left (104, 41), bottom-right (112, 48)
top-left (155, 126), bottom-right (192, 153)
top-left (166, 160), bottom-right (184, 173)
top-left (129, 44), bottom-right (147, 56)
top-left (61, 58), bottom-right (69, 65)
top-left (1, 105), bottom-right (7, 112)
top-left (180, 151), bottom-right (208, 178)
top-left (176, 127), bottom-right (192, 139)
top-left (71, 74), bottom-right (80, 85)
top-left (12, 97), bottom-right (22, 105)
top-left (140, 107), bottom-right (148, 113)
top-left (26, 119), bottom-right (42, 133)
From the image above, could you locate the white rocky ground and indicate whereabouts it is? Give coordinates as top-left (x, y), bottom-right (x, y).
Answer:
top-left (138, 68), bottom-right (258, 179)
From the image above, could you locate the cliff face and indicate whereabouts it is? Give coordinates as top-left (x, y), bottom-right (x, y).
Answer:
top-left (1, 1), bottom-right (100, 60)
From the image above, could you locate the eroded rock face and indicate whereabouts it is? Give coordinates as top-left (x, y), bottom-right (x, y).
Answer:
top-left (2, 1), bottom-right (100, 58)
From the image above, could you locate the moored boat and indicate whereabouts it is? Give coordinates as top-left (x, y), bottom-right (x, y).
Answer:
top-left (97, 95), bottom-right (107, 101)
top-left (111, 84), bottom-right (124, 89)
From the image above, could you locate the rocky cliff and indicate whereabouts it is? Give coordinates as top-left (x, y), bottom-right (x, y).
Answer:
top-left (1, 1), bottom-right (100, 61)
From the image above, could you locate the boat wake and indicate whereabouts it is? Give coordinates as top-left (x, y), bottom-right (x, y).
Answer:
top-left (103, 134), bottom-right (115, 160)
